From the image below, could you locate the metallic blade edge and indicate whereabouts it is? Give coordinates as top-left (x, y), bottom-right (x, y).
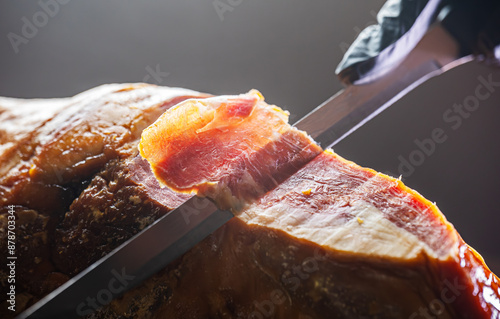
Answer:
top-left (294, 25), bottom-right (470, 148)
top-left (323, 55), bottom-right (474, 149)
top-left (311, 60), bottom-right (442, 148)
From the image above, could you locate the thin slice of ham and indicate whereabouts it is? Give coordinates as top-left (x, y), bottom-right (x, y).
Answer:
top-left (139, 90), bottom-right (322, 210)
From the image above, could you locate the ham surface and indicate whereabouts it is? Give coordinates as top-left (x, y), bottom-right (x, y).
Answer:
top-left (138, 91), bottom-right (500, 318)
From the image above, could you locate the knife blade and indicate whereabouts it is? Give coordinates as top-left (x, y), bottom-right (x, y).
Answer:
top-left (18, 23), bottom-right (470, 319)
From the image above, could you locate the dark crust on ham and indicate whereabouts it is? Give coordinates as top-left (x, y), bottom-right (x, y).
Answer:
top-left (53, 156), bottom-right (191, 276)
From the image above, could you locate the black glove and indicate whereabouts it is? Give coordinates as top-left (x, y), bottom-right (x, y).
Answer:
top-left (337, 0), bottom-right (500, 85)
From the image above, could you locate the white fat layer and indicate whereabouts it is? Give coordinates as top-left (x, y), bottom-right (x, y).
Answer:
top-left (239, 200), bottom-right (449, 261)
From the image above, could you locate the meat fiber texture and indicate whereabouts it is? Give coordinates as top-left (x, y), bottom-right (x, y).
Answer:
top-left (139, 90), bottom-right (323, 211)
top-left (138, 91), bottom-right (500, 318)
top-left (0, 84), bottom-right (207, 318)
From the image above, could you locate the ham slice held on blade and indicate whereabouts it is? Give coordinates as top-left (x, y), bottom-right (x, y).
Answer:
top-left (139, 90), bottom-right (500, 318)
top-left (139, 90), bottom-right (322, 210)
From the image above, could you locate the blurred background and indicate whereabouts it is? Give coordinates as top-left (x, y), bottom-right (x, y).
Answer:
top-left (0, 0), bottom-right (498, 273)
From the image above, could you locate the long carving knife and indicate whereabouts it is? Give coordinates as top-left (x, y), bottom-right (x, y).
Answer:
top-left (18, 9), bottom-right (491, 319)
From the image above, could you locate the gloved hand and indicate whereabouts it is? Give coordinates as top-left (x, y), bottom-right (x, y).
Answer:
top-left (337, 0), bottom-right (500, 86)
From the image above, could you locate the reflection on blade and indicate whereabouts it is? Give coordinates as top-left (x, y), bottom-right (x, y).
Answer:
top-left (294, 25), bottom-right (468, 148)
top-left (294, 61), bottom-right (440, 147)
top-left (19, 196), bottom-right (232, 319)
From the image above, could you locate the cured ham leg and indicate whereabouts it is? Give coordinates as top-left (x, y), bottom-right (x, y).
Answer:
top-left (1, 85), bottom-right (498, 318)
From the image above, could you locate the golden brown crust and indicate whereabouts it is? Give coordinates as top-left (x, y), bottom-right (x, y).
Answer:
top-left (0, 84), bottom-right (207, 317)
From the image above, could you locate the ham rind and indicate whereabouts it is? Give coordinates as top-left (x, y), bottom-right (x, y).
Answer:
top-left (139, 90), bottom-right (322, 209)
top-left (0, 84), bottom-right (207, 214)
top-left (138, 92), bottom-right (500, 318)
top-left (0, 84), bottom-right (209, 317)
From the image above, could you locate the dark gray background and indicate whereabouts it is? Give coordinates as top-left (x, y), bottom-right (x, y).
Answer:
top-left (1, 0), bottom-right (498, 273)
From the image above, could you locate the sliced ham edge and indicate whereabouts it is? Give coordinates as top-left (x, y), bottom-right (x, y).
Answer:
top-left (138, 90), bottom-right (500, 317)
